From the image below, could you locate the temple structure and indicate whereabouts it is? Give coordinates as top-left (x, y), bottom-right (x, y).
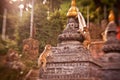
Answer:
top-left (99, 10), bottom-right (120, 80)
top-left (39, 0), bottom-right (101, 80)
top-left (38, 0), bottom-right (120, 80)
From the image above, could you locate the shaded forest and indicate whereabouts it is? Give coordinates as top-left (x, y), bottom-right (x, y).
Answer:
top-left (0, 0), bottom-right (120, 52)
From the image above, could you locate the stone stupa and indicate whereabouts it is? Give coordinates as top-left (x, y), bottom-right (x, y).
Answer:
top-left (39, 0), bottom-right (101, 80)
top-left (99, 10), bottom-right (120, 80)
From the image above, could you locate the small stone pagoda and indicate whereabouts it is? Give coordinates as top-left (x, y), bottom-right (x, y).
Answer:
top-left (99, 10), bottom-right (120, 80)
top-left (39, 0), bottom-right (101, 80)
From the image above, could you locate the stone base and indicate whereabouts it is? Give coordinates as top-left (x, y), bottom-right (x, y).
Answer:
top-left (39, 42), bottom-right (101, 80)
top-left (39, 62), bottom-right (101, 80)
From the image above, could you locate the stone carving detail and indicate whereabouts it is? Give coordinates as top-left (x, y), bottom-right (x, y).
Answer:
top-left (40, 62), bottom-right (100, 80)
top-left (39, 1), bottom-right (101, 80)
top-left (99, 21), bottom-right (120, 80)
top-left (102, 22), bottom-right (120, 53)
top-left (39, 16), bottom-right (100, 80)
top-left (58, 18), bottom-right (85, 43)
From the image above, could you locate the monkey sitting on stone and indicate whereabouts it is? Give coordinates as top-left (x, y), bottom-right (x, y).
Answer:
top-left (78, 27), bottom-right (91, 49)
top-left (38, 44), bottom-right (52, 72)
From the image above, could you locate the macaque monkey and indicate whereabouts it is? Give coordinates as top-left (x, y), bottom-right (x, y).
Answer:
top-left (38, 44), bottom-right (52, 72)
top-left (78, 27), bottom-right (91, 49)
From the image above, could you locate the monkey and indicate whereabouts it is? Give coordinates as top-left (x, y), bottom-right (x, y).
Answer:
top-left (38, 44), bottom-right (52, 72)
top-left (78, 27), bottom-right (91, 49)
top-left (83, 27), bottom-right (91, 49)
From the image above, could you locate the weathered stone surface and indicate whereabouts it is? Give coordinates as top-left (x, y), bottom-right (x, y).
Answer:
top-left (102, 21), bottom-right (120, 53)
top-left (39, 17), bottom-right (101, 80)
top-left (40, 62), bottom-right (101, 80)
top-left (39, 4), bottom-right (120, 80)
top-left (99, 21), bottom-right (120, 80)
top-left (58, 18), bottom-right (85, 43)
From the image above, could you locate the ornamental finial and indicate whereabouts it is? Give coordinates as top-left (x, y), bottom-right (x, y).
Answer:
top-left (108, 10), bottom-right (115, 22)
top-left (67, 0), bottom-right (78, 17)
top-left (71, 0), bottom-right (76, 6)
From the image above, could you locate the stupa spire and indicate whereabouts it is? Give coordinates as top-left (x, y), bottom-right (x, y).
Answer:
top-left (108, 10), bottom-right (115, 22)
top-left (67, 0), bottom-right (78, 17)
top-left (71, 0), bottom-right (76, 6)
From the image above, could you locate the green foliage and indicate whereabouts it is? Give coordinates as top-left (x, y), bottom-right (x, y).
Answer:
top-left (78, 0), bottom-right (92, 6)
top-left (48, 0), bottom-right (63, 12)
top-left (17, 12), bottom-right (31, 48)
top-left (60, 0), bottom-right (70, 15)
top-left (0, 64), bottom-right (26, 80)
top-left (35, 9), bottom-right (65, 52)
top-left (0, 38), bottom-right (7, 54)
top-left (101, 0), bottom-right (116, 6)
top-left (0, 38), bottom-right (18, 55)
top-left (0, 0), bottom-right (119, 54)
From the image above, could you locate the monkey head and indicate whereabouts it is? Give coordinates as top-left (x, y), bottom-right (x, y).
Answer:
top-left (45, 44), bottom-right (52, 50)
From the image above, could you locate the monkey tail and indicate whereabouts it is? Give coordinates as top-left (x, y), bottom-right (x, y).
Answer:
top-left (38, 60), bottom-right (43, 68)
top-left (38, 61), bottom-right (41, 67)
top-left (24, 69), bottom-right (33, 80)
